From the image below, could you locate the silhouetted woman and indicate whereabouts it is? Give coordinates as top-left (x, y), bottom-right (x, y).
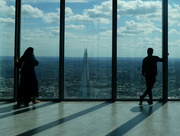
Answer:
top-left (16, 47), bottom-right (40, 107)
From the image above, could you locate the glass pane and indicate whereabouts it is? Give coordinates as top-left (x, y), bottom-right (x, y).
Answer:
top-left (65, 0), bottom-right (112, 99)
top-left (21, 1), bottom-right (60, 99)
top-left (168, 0), bottom-right (180, 99)
top-left (0, 0), bottom-right (15, 99)
top-left (117, 0), bottom-right (162, 99)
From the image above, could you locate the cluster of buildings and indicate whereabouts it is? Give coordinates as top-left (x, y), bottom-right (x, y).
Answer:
top-left (1, 56), bottom-right (180, 99)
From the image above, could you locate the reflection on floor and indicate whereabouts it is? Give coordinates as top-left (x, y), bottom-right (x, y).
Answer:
top-left (0, 101), bottom-right (179, 136)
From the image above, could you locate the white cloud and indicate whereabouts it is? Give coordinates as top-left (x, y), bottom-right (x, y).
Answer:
top-left (0, 17), bottom-right (14, 25)
top-left (67, 13), bottom-right (111, 24)
top-left (43, 8), bottom-right (60, 24)
top-left (169, 40), bottom-right (180, 48)
top-left (21, 0), bottom-right (60, 3)
top-left (116, 36), bottom-right (162, 57)
top-left (21, 27), bottom-right (60, 41)
top-left (84, 1), bottom-right (112, 18)
top-left (66, 24), bottom-right (85, 30)
top-left (117, 20), bottom-right (161, 36)
top-left (20, 28), bottom-right (59, 56)
top-left (21, 28), bottom-right (46, 41)
top-left (66, 1), bottom-right (112, 24)
top-left (66, 7), bottom-right (74, 16)
top-left (0, 0), bottom-right (15, 17)
top-left (51, 30), bottom-right (59, 36)
top-left (65, 0), bottom-right (162, 25)
top-left (66, 0), bottom-right (88, 3)
top-left (45, 27), bottom-right (60, 36)
top-left (98, 30), bottom-right (112, 37)
top-left (169, 29), bottom-right (180, 35)
top-left (22, 4), bottom-right (43, 18)
top-left (4, 0), bottom-right (180, 57)
top-left (141, 37), bottom-right (161, 48)
top-left (118, 0), bottom-right (162, 22)
top-left (10, 0), bottom-right (88, 3)
top-left (169, 4), bottom-right (180, 26)
top-left (0, 0), bottom-right (6, 6)
top-left (43, 7), bottom-right (74, 24)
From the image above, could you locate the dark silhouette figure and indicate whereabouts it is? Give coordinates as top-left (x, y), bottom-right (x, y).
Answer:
top-left (139, 48), bottom-right (164, 105)
top-left (16, 47), bottom-right (40, 107)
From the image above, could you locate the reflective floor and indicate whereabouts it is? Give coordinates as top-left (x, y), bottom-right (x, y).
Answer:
top-left (0, 101), bottom-right (179, 136)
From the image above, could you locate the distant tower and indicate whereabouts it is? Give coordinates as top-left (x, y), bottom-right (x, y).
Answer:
top-left (80, 49), bottom-right (90, 97)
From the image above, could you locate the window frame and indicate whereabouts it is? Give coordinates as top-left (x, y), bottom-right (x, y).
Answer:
top-left (4, 0), bottom-right (169, 101)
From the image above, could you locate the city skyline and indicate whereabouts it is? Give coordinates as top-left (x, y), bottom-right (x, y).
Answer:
top-left (0, 56), bottom-right (180, 99)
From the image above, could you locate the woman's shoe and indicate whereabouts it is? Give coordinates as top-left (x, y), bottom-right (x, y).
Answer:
top-left (139, 96), bottom-right (143, 105)
top-left (17, 102), bottom-right (21, 107)
top-left (147, 100), bottom-right (153, 105)
top-left (32, 100), bottom-right (40, 104)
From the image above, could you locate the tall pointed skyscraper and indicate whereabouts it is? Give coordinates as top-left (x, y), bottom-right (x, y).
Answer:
top-left (80, 49), bottom-right (90, 97)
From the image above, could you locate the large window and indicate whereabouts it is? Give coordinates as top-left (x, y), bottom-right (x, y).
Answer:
top-left (0, 0), bottom-right (15, 99)
top-left (117, 0), bottom-right (162, 99)
top-left (21, 1), bottom-right (60, 99)
top-left (64, 0), bottom-right (112, 99)
top-left (168, 0), bottom-right (180, 99)
top-left (1, 0), bottom-right (179, 101)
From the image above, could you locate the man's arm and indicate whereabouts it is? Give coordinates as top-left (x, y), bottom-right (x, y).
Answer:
top-left (157, 57), bottom-right (163, 62)
top-left (157, 53), bottom-right (169, 62)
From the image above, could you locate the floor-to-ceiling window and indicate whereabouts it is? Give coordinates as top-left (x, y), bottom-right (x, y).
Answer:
top-left (21, 1), bottom-right (60, 99)
top-left (117, 0), bottom-right (162, 99)
top-left (168, 0), bottom-right (180, 99)
top-left (1, 0), bottom-right (176, 101)
top-left (0, 0), bottom-right (15, 99)
top-left (64, 0), bottom-right (112, 99)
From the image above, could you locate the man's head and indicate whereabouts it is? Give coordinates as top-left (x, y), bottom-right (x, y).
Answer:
top-left (147, 48), bottom-right (153, 56)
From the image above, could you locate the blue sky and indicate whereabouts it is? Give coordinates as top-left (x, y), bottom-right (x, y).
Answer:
top-left (1, 0), bottom-right (180, 58)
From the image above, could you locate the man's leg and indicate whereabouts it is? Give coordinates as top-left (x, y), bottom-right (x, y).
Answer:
top-left (139, 85), bottom-right (148, 105)
top-left (147, 76), bottom-right (155, 104)
top-left (147, 88), bottom-right (153, 105)
top-left (139, 76), bottom-right (155, 105)
top-left (139, 88), bottom-right (149, 105)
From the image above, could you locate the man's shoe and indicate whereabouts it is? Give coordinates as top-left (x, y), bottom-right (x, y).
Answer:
top-left (147, 100), bottom-right (153, 105)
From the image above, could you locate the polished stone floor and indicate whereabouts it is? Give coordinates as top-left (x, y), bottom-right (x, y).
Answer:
top-left (0, 101), bottom-right (179, 136)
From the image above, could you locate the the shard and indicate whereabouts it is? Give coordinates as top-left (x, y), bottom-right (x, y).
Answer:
top-left (80, 49), bottom-right (90, 97)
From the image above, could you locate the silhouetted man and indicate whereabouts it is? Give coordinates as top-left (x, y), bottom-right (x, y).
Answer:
top-left (139, 48), bottom-right (164, 105)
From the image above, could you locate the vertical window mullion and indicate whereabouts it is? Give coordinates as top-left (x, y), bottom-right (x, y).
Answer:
top-left (60, 0), bottom-right (65, 101)
top-left (14, 0), bottom-right (21, 101)
top-left (162, 0), bottom-right (168, 101)
top-left (112, 0), bottom-right (117, 102)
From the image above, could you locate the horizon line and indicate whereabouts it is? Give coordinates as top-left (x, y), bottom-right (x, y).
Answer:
top-left (0, 56), bottom-right (180, 59)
